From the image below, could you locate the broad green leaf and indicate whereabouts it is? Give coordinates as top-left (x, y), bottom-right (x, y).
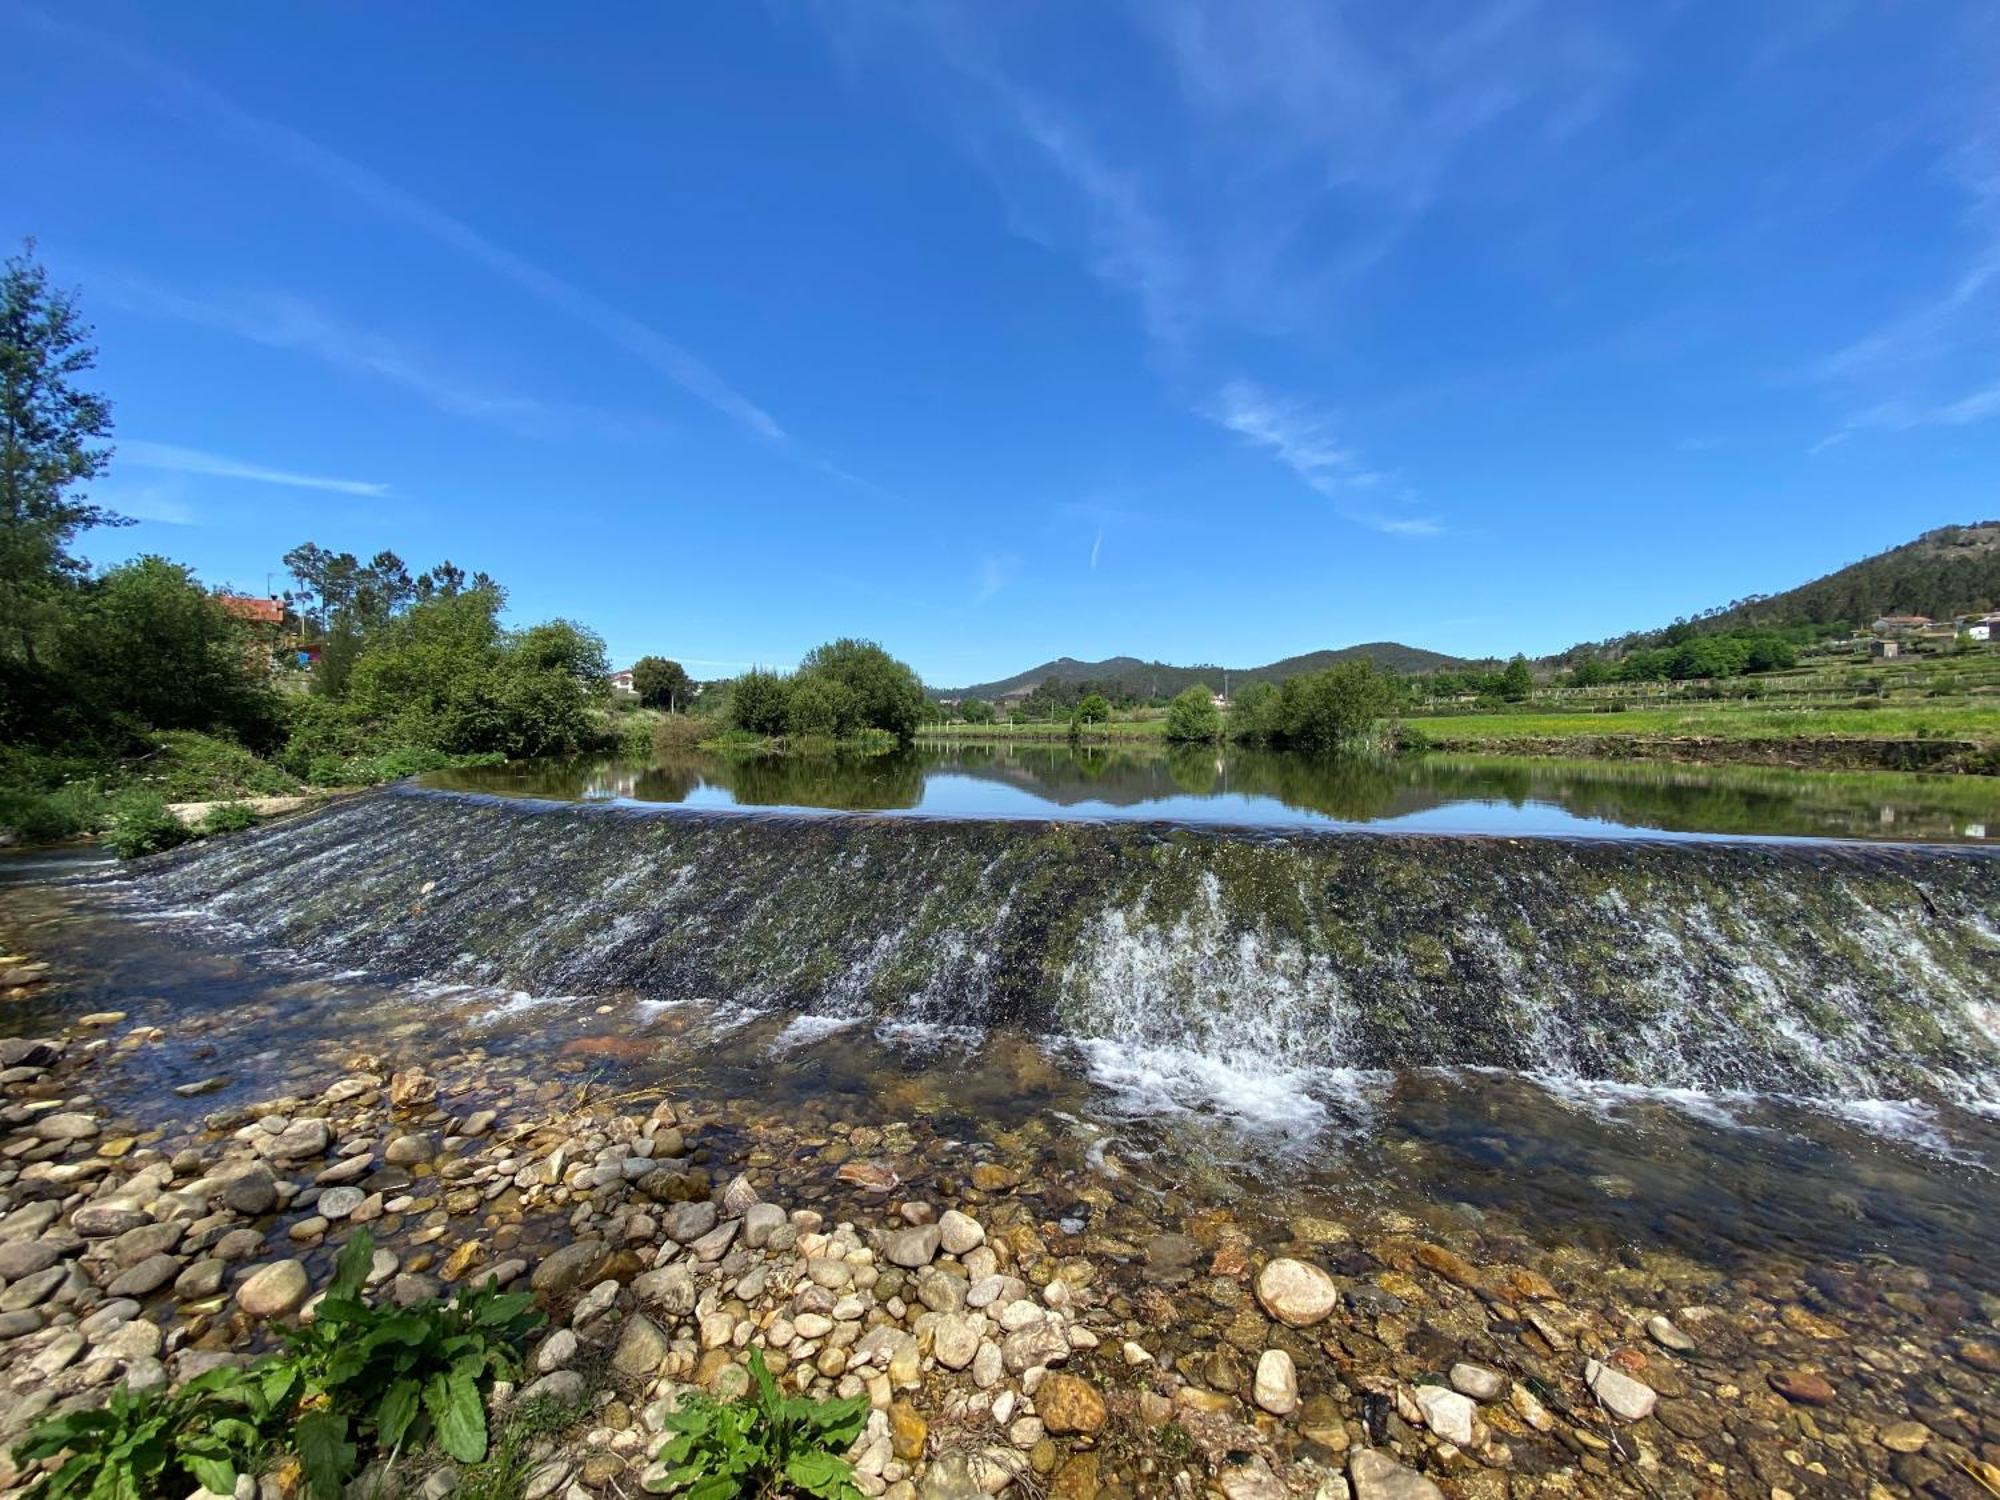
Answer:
top-left (295, 1410), bottom-right (356, 1500)
top-left (378, 1377), bottom-right (423, 1449)
top-left (785, 1451), bottom-right (862, 1500)
top-left (425, 1368), bottom-right (488, 1463)
top-left (182, 1449), bottom-right (240, 1495)
top-left (327, 1229), bottom-right (375, 1303)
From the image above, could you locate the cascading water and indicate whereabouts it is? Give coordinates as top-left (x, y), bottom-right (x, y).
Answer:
top-left (118, 786), bottom-right (2000, 1115)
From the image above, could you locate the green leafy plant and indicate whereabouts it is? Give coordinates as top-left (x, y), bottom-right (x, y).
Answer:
top-left (10, 1366), bottom-right (270, 1500)
top-left (649, 1349), bottom-right (868, 1500)
top-left (198, 800), bottom-right (259, 835)
top-left (102, 790), bottom-right (191, 859)
top-left (270, 1231), bottom-right (543, 1498)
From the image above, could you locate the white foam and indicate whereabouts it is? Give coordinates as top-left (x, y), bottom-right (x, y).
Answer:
top-left (770, 1014), bottom-right (866, 1052)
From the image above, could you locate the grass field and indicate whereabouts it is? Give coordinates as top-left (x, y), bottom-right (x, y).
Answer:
top-left (1403, 702), bottom-right (2000, 743)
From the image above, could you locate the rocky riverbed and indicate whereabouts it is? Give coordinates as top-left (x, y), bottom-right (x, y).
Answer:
top-left (1, 936), bottom-right (1998, 1500)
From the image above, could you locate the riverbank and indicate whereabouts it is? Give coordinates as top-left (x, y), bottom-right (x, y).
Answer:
top-left (1, 896), bottom-right (1998, 1500)
top-left (0, 968), bottom-right (1992, 1496)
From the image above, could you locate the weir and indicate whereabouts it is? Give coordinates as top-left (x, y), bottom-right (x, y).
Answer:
top-left (126, 786), bottom-right (2000, 1108)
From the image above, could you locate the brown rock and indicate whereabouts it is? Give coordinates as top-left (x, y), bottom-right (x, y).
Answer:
top-left (1038, 1374), bottom-right (1107, 1436)
top-left (888, 1400), bottom-right (927, 1462)
top-left (1767, 1369), bottom-right (1836, 1407)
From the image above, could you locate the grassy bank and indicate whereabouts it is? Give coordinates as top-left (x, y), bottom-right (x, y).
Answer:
top-left (1403, 702), bottom-right (2000, 742)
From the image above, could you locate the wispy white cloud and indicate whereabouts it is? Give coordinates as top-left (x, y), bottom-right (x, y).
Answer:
top-left (91, 271), bottom-right (661, 442)
top-left (92, 480), bottom-right (197, 526)
top-left (1205, 378), bottom-right (1442, 536)
top-left (120, 440), bottom-right (388, 497)
top-left (24, 7), bottom-right (794, 451)
top-left (1089, 528), bottom-right (1103, 570)
top-left (1810, 29), bottom-right (2000, 446)
top-left (974, 553), bottom-right (1019, 601)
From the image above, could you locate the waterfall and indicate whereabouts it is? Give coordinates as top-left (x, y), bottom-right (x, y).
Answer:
top-left (119, 786), bottom-right (2000, 1108)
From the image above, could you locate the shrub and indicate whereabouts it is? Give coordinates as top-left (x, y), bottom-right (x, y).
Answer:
top-left (198, 801), bottom-right (259, 835)
top-left (103, 791), bottom-right (191, 859)
top-left (1070, 694), bottom-right (1111, 732)
top-left (652, 713), bottom-right (705, 757)
top-left (0, 783), bottom-right (102, 843)
top-left (793, 639), bottom-right (924, 741)
top-left (730, 671), bottom-right (794, 737)
top-left (122, 731), bottom-right (298, 801)
top-left (652, 1348), bottom-right (868, 1500)
top-left (1226, 681), bottom-right (1280, 745)
top-left (787, 678), bottom-right (859, 739)
top-left (1273, 661), bottom-right (1398, 753)
top-left (1163, 685), bottom-right (1223, 743)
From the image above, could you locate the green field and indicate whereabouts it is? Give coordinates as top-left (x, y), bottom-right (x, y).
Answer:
top-left (1403, 702), bottom-right (2000, 743)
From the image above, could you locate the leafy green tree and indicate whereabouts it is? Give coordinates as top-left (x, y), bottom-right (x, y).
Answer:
top-left (959, 697), bottom-right (995, 724)
top-left (1226, 680), bottom-right (1281, 744)
top-left (1, 242), bottom-right (123, 668)
top-left (794, 638), bottom-right (924, 739)
top-left (1164, 683), bottom-right (1223, 742)
top-left (1500, 655), bottom-right (1533, 701)
top-left (730, 669), bottom-right (793, 736)
top-left (1274, 661), bottom-right (1396, 752)
top-left (1070, 693), bottom-right (1111, 734)
top-left (631, 655), bottom-right (694, 711)
top-left (57, 556), bottom-right (278, 744)
top-left (786, 676), bottom-right (858, 738)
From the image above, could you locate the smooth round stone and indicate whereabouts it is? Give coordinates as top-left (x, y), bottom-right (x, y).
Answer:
top-left (1255, 1258), bottom-right (1339, 1327)
top-left (318, 1186), bottom-right (367, 1220)
top-left (237, 1259), bottom-right (310, 1318)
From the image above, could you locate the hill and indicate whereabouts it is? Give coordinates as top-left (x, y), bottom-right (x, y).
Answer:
top-left (1684, 523), bottom-right (2000, 635)
top-left (937, 642), bottom-right (1464, 701)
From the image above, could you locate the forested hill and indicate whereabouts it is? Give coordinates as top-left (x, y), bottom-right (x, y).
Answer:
top-left (938, 642), bottom-right (1463, 701)
top-left (1688, 523), bottom-right (2000, 633)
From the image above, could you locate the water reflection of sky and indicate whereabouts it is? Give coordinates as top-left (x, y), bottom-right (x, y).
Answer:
top-left (590, 772), bottom-right (1853, 843)
top-left (439, 748), bottom-right (2000, 846)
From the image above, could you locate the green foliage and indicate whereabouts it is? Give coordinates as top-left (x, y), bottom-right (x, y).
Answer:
top-left (0, 781), bottom-right (100, 842)
top-left (1070, 694), bottom-right (1112, 731)
top-left (1226, 680), bottom-right (1281, 745)
top-left (296, 585), bottom-right (610, 764)
top-left (271, 1231), bottom-right (541, 1495)
top-left (198, 800), bottom-right (259, 835)
top-left (1500, 655), bottom-right (1534, 701)
top-left (786, 676), bottom-right (859, 739)
top-left (652, 713), bottom-right (705, 757)
top-left (730, 670), bottom-right (794, 736)
top-left (103, 789), bottom-right (190, 859)
top-left (1272, 661), bottom-right (1397, 753)
top-left (794, 639), bottom-right (925, 741)
top-left (125, 730), bottom-right (299, 801)
top-left (54, 557), bottom-right (280, 745)
top-left (958, 697), bottom-right (995, 725)
top-left (10, 1366), bottom-right (269, 1500)
top-left (1, 241), bottom-right (122, 675)
top-left (648, 1349), bottom-right (868, 1500)
top-left (12, 1230), bottom-right (539, 1500)
top-left (631, 656), bottom-right (694, 711)
top-left (1163, 684), bottom-right (1223, 742)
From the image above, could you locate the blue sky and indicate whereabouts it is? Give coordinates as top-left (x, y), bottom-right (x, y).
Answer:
top-left (6, 2), bottom-right (1994, 684)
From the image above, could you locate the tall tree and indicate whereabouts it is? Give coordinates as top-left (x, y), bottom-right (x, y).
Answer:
top-left (0, 242), bottom-right (123, 663)
top-left (630, 655), bottom-right (693, 711)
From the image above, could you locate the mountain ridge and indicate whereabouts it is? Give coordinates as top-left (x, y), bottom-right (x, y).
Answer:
top-left (935, 641), bottom-right (1465, 701)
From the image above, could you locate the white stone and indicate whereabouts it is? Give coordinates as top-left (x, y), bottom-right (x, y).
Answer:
top-left (1413, 1385), bottom-right (1475, 1447)
top-left (1253, 1349), bottom-right (1299, 1415)
top-left (1584, 1359), bottom-right (1657, 1422)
